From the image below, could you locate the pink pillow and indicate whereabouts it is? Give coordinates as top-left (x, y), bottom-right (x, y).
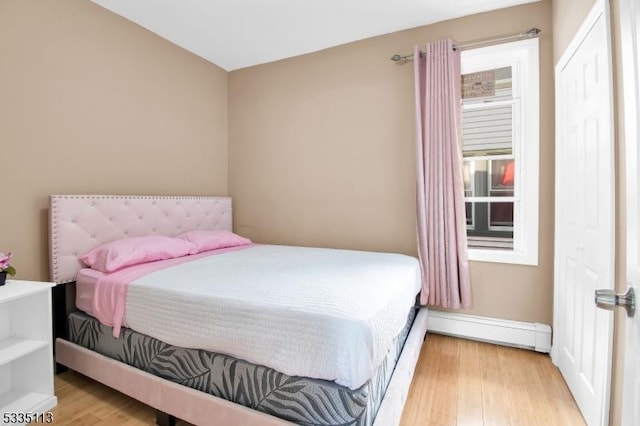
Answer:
top-left (80, 235), bottom-right (197, 273)
top-left (177, 230), bottom-right (252, 253)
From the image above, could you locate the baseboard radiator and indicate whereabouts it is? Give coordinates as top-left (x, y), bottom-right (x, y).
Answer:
top-left (426, 310), bottom-right (552, 353)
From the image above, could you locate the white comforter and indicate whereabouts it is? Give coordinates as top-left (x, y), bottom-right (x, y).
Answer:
top-left (125, 245), bottom-right (421, 389)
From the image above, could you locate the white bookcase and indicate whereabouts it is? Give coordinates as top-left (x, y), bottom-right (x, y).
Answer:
top-left (0, 280), bottom-right (57, 423)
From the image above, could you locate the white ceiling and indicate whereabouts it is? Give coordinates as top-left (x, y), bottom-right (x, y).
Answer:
top-left (92, 0), bottom-right (539, 71)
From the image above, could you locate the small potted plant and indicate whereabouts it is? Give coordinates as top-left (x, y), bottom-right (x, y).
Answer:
top-left (0, 252), bottom-right (16, 286)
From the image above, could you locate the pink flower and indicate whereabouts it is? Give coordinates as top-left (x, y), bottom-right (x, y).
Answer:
top-left (0, 252), bottom-right (12, 270)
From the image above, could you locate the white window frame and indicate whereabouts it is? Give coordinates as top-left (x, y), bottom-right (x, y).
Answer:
top-left (461, 38), bottom-right (539, 266)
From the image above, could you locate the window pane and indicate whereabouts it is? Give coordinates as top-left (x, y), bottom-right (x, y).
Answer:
top-left (462, 66), bottom-right (512, 103)
top-left (489, 159), bottom-right (514, 196)
top-left (462, 103), bottom-right (513, 155)
top-left (489, 202), bottom-right (514, 228)
top-left (465, 202), bottom-right (514, 237)
top-left (462, 66), bottom-right (513, 157)
top-left (461, 65), bottom-right (519, 254)
top-left (463, 162), bottom-right (473, 196)
top-left (466, 159), bottom-right (487, 196)
top-left (464, 159), bottom-right (514, 197)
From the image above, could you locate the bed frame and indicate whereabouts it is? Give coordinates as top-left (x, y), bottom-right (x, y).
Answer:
top-left (49, 194), bottom-right (428, 426)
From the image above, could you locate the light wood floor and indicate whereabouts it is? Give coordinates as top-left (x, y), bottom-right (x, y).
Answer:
top-left (399, 334), bottom-right (585, 426)
top-left (50, 334), bottom-right (585, 425)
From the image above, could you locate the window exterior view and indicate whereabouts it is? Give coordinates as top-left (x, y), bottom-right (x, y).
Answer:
top-left (460, 39), bottom-right (539, 265)
top-left (462, 66), bottom-right (515, 249)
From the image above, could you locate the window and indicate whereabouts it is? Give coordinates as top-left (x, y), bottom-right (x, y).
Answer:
top-left (461, 39), bottom-right (539, 265)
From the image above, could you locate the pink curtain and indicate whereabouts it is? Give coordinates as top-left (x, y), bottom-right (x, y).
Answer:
top-left (414, 39), bottom-right (471, 308)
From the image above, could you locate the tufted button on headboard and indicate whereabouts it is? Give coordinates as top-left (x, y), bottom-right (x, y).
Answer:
top-left (49, 195), bottom-right (232, 284)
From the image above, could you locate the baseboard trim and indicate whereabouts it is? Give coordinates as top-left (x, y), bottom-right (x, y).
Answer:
top-left (426, 310), bottom-right (552, 353)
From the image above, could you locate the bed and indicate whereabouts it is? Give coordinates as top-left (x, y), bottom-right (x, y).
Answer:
top-left (49, 195), bottom-right (428, 426)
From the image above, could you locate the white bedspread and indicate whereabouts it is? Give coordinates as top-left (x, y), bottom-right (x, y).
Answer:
top-left (124, 245), bottom-right (421, 389)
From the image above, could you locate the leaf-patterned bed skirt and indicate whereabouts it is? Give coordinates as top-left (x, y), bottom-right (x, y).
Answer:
top-left (68, 307), bottom-right (417, 426)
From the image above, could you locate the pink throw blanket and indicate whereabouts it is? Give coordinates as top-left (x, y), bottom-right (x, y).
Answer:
top-left (92, 245), bottom-right (254, 337)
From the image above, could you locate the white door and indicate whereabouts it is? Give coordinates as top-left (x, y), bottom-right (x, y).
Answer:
top-left (620, 0), bottom-right (640, 423)
top-left (553, 0), bottom-right (615, 425)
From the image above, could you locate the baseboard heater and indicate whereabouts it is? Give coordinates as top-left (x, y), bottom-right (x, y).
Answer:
top-left (426, 310), bottom-right (552, 353)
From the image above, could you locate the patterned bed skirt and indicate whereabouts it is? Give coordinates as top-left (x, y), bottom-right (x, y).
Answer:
top-left (68, 308), bottom-right (417, 426)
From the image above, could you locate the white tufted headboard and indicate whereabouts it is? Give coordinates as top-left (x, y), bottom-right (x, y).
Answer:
top-left (49, 195), bottom-right (233, 284)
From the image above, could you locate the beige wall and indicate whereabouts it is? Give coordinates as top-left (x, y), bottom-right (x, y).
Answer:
top-left (0, 0), bottom-right (228, 282)
top-left (229, 0), bottom-right (554, 324)
top-left (552, 0), bottom-right (599, 62)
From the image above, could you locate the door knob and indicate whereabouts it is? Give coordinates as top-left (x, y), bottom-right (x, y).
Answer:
top-left (595, 287), bottom-right (635, 317)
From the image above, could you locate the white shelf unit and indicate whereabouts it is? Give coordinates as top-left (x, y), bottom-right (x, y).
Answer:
top-left (0, 280), bottom-right (57, 424)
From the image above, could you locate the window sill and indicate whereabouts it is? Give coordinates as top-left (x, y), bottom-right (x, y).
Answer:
top-left (467, 247), bottom-right (538, 266)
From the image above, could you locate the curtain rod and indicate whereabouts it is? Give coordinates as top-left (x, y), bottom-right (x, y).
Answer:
top-left (390, 28), bottom-right (541, 64)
